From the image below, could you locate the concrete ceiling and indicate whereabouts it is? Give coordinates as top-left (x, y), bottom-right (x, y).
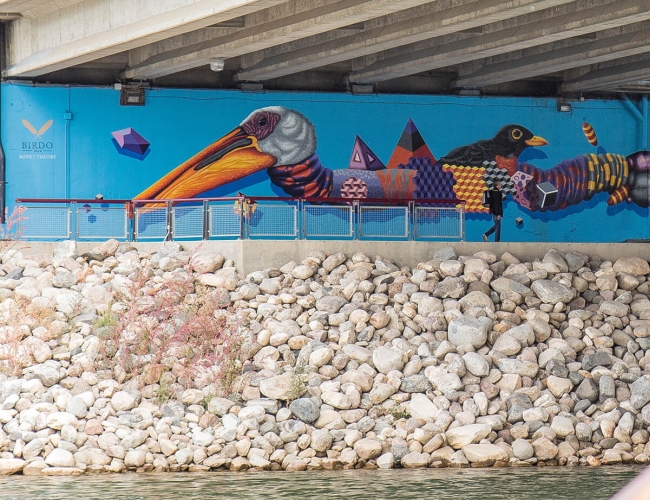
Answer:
top-left (2, 0), bottom-right (650, 98)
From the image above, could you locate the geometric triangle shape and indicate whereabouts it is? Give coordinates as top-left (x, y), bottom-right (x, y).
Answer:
top-left (348, 135), bottom-right (386, 171)
top-left (387, 118), bottom-right (436, 169)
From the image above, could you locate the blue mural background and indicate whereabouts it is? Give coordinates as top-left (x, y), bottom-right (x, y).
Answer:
top-left (3, 82), bottom-right (648, 242)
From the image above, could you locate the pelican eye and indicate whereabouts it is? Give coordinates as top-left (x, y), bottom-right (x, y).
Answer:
top-left (511, 129), bottom-right (523, 140)
top-left (242, 111), bottom-right (281, 140)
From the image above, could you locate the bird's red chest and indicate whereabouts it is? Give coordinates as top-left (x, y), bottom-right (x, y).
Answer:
top-left (496, 156), bottom-right (518, 176)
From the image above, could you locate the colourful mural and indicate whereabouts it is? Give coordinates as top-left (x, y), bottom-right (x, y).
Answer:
top-left (133, 106), bottom-right (650, 217)
top-left (5, 84), bottom-right (650, 242)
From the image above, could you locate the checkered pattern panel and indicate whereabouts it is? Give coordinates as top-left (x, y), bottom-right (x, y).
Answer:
top-left (400, 157), bottom-right (456, 200)
top-left (482, 161), bottom-right (516, 195)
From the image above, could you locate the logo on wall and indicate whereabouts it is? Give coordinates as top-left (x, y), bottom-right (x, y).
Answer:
top-left (20, 119), bottom-right (56, 160)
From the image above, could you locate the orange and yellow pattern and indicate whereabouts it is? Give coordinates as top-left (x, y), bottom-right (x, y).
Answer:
top-left (442, 164), bottom-right (489, 213)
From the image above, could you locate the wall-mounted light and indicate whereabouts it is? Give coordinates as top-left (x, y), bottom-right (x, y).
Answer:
top-left (119, 85), bottom-right (145, 106)
top-left (240, 82), bottom-right (264, 92)
top-left (210, 58), bottom-right (225, 72)
top-left (351, 83), bottom-right (374, 95)
top-left (458, 88), bottom-right (481, 97)
top-left (557, 101), bottom-right (572, 112)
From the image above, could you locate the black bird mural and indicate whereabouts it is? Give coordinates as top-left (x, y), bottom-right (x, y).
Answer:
top-left (440, 124), bottom-right (548, 175)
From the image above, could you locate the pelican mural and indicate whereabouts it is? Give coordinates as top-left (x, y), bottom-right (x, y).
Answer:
top-left (134, 106), bottom-right (650, 214)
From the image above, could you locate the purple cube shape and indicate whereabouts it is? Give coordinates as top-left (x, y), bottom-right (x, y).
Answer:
top-left (112, 127), bottom-right (150, 155)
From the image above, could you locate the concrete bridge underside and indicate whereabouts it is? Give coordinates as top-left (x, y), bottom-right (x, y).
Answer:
top-left (2, 0), bottom-right (650, 98)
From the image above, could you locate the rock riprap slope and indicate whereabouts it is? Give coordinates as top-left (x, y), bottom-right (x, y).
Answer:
top-left (0, 241), bottom-right (649, 475)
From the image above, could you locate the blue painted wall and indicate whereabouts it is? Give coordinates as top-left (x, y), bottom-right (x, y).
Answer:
top-left (3, 83), bottom-right (648, 242)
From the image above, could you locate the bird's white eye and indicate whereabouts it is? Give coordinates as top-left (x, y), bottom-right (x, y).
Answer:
top-left (511, 128), bottom-right (523, 140)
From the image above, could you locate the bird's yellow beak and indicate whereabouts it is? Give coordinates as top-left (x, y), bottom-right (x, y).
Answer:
top-left (134, 127), bottom-right (278, 201)
top-left (525, 135), bottom-right (549, 147)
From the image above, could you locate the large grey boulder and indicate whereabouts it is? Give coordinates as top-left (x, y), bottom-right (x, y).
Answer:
top-left (631, 376), bottom-right (650, 409)
top-left (531, 280), bottom-right (575, 303)
top-left (448, 316), bottom-right (490, 348)
top-left (289, 398), bottom-right (320, 423)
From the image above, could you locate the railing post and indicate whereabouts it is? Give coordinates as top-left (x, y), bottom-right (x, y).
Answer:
top-left (298, 198), bottom-right (304, 239)
top-left (165, 201), bottom-right (173, 241)
top-left (126, 202), bottom-right (134, 242)
top-left (238, 197), bottom-right (245, 240)
top-left (409, 201), bottom-right (415, 241)
top-left (202, 199), bottom-right (210, 240)
top-left (460, 204), bottom-right (466, 241)
top-left (354, 199), bottom-right (360, 240)
top-left (70, 201), bottom-right (77, 241)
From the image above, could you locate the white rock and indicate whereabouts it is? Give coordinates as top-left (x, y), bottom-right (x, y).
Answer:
top-left (377, 452), bottom-right (395, 469)
top-left (353, 438), bottom-right (382, 459)
top-left (45, 449), bottom-right (75, 467)
top-left (546, 376), bottom-right (573, 398)
top-left (462, 443), bottom-right (508, 464)
top-left (192, 431), bottom-right (214, 448)
top-left (492, 334), bottom-right (521, 356)
top-left (462, 352), bottom-right (490, 377)
top-left (111, 391), bottom-right (136, 411)
top-left (124, 450), bottom-right (147, 467)
top-left (372, 346), bottom-right (405, 374)
top-left (310, 347), bottom-right (333, 368)
top-left (448, 316), bottom-right (490, 348)
top-left (407, 394), bottom-right (439, 421)
top-left (551, 416), bottom-right (575, 438)
top-left (46, 412), bottom-right (79, 430)
top-left (445, 424), bottom-right (491, 449)
top-left (321, 391), bottom-right (352, 410)
top-left (512, 439), bottom-right (534, 460)
top-left (0, 458), bottom-right (25, 475)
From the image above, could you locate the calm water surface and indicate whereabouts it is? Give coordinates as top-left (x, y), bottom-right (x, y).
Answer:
top-left (0, 466), bottom-right (643, 500)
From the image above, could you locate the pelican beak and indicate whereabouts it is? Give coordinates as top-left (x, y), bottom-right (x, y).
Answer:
top-left (134, 127), bottom-right (277, 201)
top-left (525, 135), bottom-right (549, 147)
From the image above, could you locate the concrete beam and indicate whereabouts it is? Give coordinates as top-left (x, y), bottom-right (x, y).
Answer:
top-left (561, 54), bottom-right (650, 91)
top-left (3, 0), bottom-right (289, 78)
top-left (236, 0), bottom-right (575, 82)
top-left (3, 0), bottom-right (85, 19)
top-left (123, 0), bottom-right (434, 80)
top-left (348, 0), bottom-right (650, 83)
top-left (455, 22), bottom-right (650, 88)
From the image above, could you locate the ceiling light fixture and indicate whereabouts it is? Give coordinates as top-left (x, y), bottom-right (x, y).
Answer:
top-left (210, 58), bottom-right (225, 72)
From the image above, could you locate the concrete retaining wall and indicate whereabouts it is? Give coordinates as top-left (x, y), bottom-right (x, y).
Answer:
top-left (16, 241), bottom-right (650, 275)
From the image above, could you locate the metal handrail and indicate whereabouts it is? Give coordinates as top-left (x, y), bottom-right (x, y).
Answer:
top-left (15, 196), bottom-right (465, 242)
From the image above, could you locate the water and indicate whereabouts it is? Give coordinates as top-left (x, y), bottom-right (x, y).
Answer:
top-left (0, 467), bottom-right (643, 500)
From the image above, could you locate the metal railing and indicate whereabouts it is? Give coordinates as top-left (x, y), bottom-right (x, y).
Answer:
top-left (15, 196), bottom-right (465, 242)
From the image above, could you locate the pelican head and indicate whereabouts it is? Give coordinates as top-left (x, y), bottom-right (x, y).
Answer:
top-left (134, 106), bottom-right (317, 201)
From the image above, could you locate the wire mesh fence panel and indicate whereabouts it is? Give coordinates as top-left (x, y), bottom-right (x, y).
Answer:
top-left (414, 206), bottom-right (463, 239)
top-left (304, 204), bottom-right (353, 238)
top-left (19, 205), bottom-right (71, 239)
top-left (172, 205), bottom-right (204, 239)
top-left (77, 206), bottom-right (128, 240)
top-left (209, 202), bottom-right (243, 238)
top-left (134, 206), bottom-right (168, 240)
top-left (359, 206), bottom-right (408, 239)
top-left (247, 203), bottom-right (297, 238)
